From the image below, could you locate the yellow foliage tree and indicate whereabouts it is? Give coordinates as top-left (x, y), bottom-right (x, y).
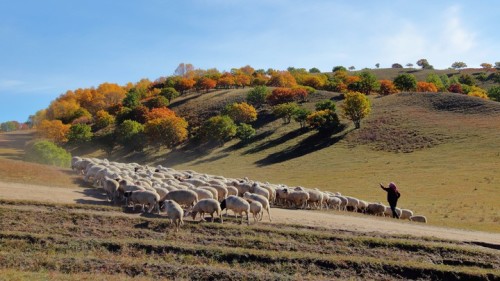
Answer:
top-left (144, 116), bottom-right (188, 148)
top-left (225, 102), bottom-right (257, 123)
top-left (340, 92), bottom-right (371, 129)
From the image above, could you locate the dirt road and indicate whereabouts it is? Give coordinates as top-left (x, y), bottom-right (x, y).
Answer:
top-left (1, 180), bottom-right (498, 246)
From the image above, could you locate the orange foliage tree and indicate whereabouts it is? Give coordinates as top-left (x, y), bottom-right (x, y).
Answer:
top-left (97, 82), bottom-right (127, 106)
top-left (225, 102), bottom-right (257, 123)
top-left (174, 77), bottom-right (196, 94)
top-left (46, 98), bottom-right (83, 124)
top-left (378, 80), bottom-right (399, 95)
top-left (266, 87), bottom-right (307, 105)
top-left (37, 120), bottom-right (71, 144)
top-left (217, 73), bottom-right (235, 89)
top-left (196, 77), bottom-right (217, 93)
top-left (267, 71), bottom-right (297, 88)
top-left (234, 74), bottom-right (251, 88)
top-left (146, 107), bottom-right (176, 121)
top-left (416, 82), bottom-right (438, 92)
top-left (144, 115), bottom-right (188, 148)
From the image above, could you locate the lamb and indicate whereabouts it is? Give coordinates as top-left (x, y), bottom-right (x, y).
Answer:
top-left (243, 192), bottom-right (272, 221)
top-left (163, 200), bottom-right (184, 232)
top-left (410, 215), bottom-right (427, 223)
top-left (400, 209), bottom-right (414, 220)
top-left (365, 203), bottom-right (386, 216)
top-left (220, 195), bottom-right (250, 225)
top-left (123, 190), bottom-right (160, 213)
top-left (249, 200), bottom-right (263, 223)
top-left (187, 199), bottom-right (223, 223)
top-left (164, 189), bottom-right (198, 208)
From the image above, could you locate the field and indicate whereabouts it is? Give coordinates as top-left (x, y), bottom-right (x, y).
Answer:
top-left (1, 86), bottom-right (500, 279)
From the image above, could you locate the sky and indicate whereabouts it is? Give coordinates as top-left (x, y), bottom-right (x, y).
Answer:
top-left (0, 0), bottom-right (498, 123)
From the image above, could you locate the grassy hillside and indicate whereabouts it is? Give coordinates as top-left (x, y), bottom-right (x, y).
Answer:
top-left (1, 200), bottom-right (498, 280)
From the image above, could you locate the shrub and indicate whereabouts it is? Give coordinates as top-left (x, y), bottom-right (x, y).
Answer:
top-left (307, 110), bottom-right (340, 133)
top-left (24, 140), bottom-right (71, 168)
top-left (487, 86), bottom-right (500, 102)
top-left (247, 86), bottom-right (269, 107)
top-left (459, 74), bottom-right (475, 86)
top-left (448, 83), bottom-right (463, 94)
top-left (200, 115), bottom-right (237, 145)
top-left (467, 86), bottom-right (489, 99)
top-left (115, 120), bottom-right (144, 151)
top-left (236, 123), bottom-right (256, 141)
top-left (273, 102), bottom-right (300, 124)
top-left (416, 82), bottom-right (438, 93)
top-left (315, 100), bottom-right (336, 111)
top-left (224, 102), bottom-right (257, 124)
top-left (67, 124), bottom-right (93, 143)
top-left (378, 80), bottom-right (398, 95)
top-left (393, 73), bottom-right (417, 92)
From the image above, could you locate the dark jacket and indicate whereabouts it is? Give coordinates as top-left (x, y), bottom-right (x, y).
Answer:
top-left (381, 186), bottom-right (400, 204)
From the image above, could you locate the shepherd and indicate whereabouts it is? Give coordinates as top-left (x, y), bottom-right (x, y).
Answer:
top-left (379, 182), bottom-right (401, 219)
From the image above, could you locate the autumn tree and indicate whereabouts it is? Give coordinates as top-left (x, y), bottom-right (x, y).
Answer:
top-left (196, 77), bottom-right (217, 93)
top-left (416, 82), bottom-right (438, 92)
top-left (175, 77), bottom-right (196, 94)
top-left (350, 71), bottom-right (379, 95)
top-left (46, 98), bottom-right (83, 124)
top-left (340, 92), bottom-right (371, 129)
top-left (273, 102), bottom-right (300, 124)
top-left (246, 85), bottom-right (269, 107)
top-left (448, 83), bottom-right (463, 94)
top-left (467, 86), bottom-right (489, 99)
top-left (224, 102), bottom-right (257, 124)
top-left (266, 88), bottom-right (295, 105)
top-left (97, 82), bottom-right (127, 107)
top-left (217, 73), bottom-right (235, 89)
top-left (37, 120), bottom-right (71, 144)
top-left (143, 96), bottom-right (169, 109)
top-left (94, 110), bottom-right (115, 130)
top-left (144, 115), bottom-right (188, 148)
top-left (234, 74), bottom-right (251, 88)
top-left (267, 71), bottom-right (297, 88)
top-left (146, 107), bottom-right (175, 121)
top-left (378, 80), bottom-right (398, 95)
top-left (393, 73), bottom-right (417, 91)
top-left (307, 110), bottom-right (340, 133)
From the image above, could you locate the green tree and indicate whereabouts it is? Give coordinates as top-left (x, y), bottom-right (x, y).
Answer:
top-left (309, 67), bottom-right (321, 73)
top-left (246, 86), bottom-right (269, 107)
top-left (160, 87), bottom-right (180, 102)
top-left (375, 63), bottom-right (380, 68)
top-left (417, 59), bottom-right (432, 69)
top-left (273, 102), bottom-right (300, 124)
top-left (459, 74), bottom-right (475, 86)
top-left (201, 115), bottom-right (237, 145)
top-left (426, 73), bottom-right (445, 91)
top-left (439, 74), bottom-right (451, 91)
top-left (67, 124), bottom-right (93, 143)
top-left (340, 92), bottom-right (371, 129)
top-left (0, 121), bottom-right (19, 132)
top-left (393, 73), bottom-right (417, 91)
top-left (487, 86), bottom-right (500, 102)
top-left (451, 61), bottom-right (467, 69)
top-left (115, 120), bottom-right (144, 151)
top-left (332, 66), bottom-right (347, 72)
top-left (24, 140), bottom-right (71, 168)
top-left (293, 107), bottom-right (311, 128)
top-left (351, 71), bottom-right (380, 95)
top-left (392, 63), bottom-right (403, 68)
top-left (94, 110), bottom-right (115, 130)
top-left (122, 89), bottom-right (141, 109)
top-left (306, 110), bottom-right (340, 133)
top-left (315, 100), bottom-right (336, 111)
top-left (236, 123), bottom-right (256, 141)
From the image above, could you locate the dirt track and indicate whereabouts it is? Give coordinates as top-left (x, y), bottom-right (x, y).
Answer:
top-left (1, 180), bottom-right (498, 246)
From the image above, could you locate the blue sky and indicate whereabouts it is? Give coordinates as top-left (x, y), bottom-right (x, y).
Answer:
top-left (0, 0), bottom-right (498, 123)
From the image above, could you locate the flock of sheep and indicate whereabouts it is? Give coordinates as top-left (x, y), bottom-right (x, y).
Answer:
top-left (71, 156), bottom-right (427, 231)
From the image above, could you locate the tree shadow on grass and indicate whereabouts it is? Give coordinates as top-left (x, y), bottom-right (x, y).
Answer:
top-left (254, 125), bottom-right (351, 166)
top-left (223, 130), bottom-right (275, 152)
top-left (243, 127), bottom-right (309, 155)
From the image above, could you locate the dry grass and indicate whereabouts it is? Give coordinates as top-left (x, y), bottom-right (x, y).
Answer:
top-left (0, 201), bottom-right (498, 280)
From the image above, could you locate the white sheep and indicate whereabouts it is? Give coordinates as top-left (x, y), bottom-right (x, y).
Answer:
top-left (410, 215), bottom-right (427, 223)
top-left (282, 189), bottom-right (309, 209)
top-left (306, 189), bottom-right (324, 210)
top-left (192, 188), bottom-right (214, 200)
top-left (163, 200), bottom-right (184, 232)
top-left (400, 209), bottom-right (414, 220)
top-left (164, 189), bottom-right (198, 208)
top-left (225, 186), bottom-right (239, 197)
top-left (344, 196), bottom-right (360, 212)
top-left (249, 200), bottom-right (263, 223)
top-left (102, 178), bottom-right (119, 203)
top-left (123, 190), bottom-right (160, 213)
top-left (187, 199), bottom-right (223, 223)
top-left (210, 185), bottom-right (228, 202)
top-left (199, 186), bottom-right (218, 200)
top-left (243, 192), bottom-right (271, 222)
top-left (250, 183), bottom-right (270, 200)
top-left (220, 195), bottom-right (250, 225)
top-left (327, 196), bottom-right (342, 210)
top-left (365, 203), bottom-right (386, 216)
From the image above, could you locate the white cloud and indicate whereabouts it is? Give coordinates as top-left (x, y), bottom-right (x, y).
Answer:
top-left (0, 79), bottom-right (25, 90)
